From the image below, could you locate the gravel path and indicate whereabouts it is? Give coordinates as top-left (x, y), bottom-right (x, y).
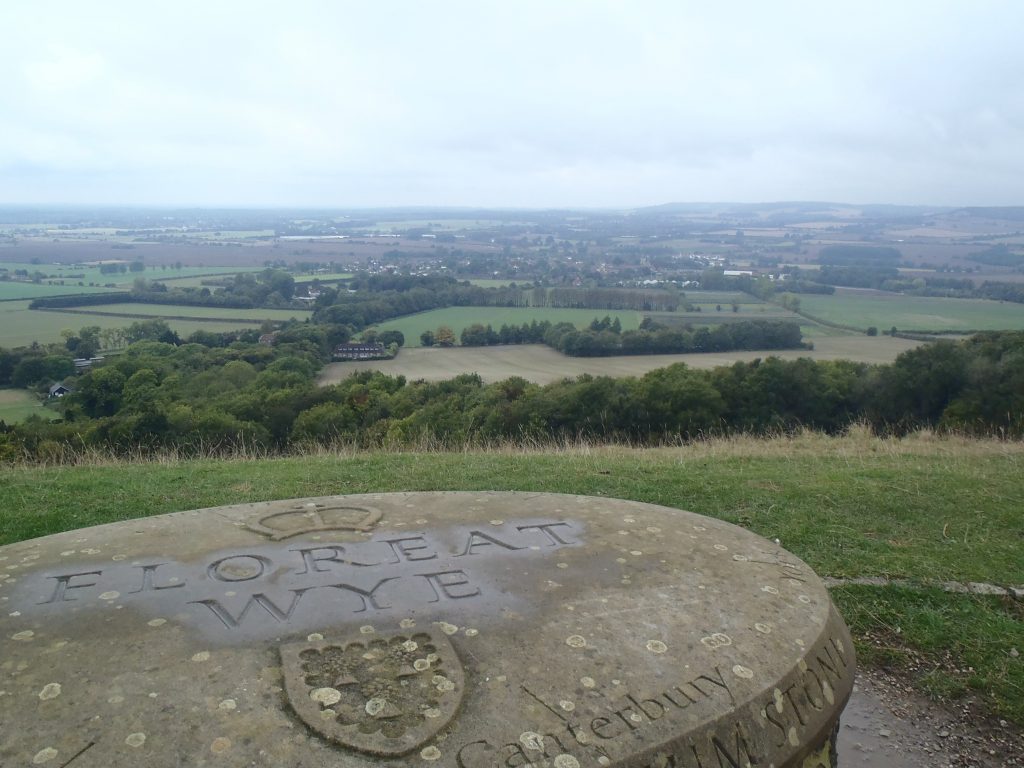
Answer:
top-left (839, 669), bottom-right (1022, 767)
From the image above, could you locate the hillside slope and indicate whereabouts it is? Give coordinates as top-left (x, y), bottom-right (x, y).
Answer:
top-left (1, 431), bottom-right (1022, 727)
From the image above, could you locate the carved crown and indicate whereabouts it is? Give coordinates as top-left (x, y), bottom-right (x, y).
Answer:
top-left (247, 504), bottom-right (382, 540)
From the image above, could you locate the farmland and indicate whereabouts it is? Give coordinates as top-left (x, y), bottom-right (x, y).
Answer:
top-left (0, 301), bottom-right (276, 348)
top-left (51, 303), bottom-right (312, 322)
top-left (319, 335), bottom-right (923, 385)
top-left (374, 306), bottom-right (643, 346)
top-left (0, 281), bottom-right (121, 301)
top-left (799, 289), bottom-right (1024, 332)
top-left (0, 261), bottom-right (261, 285)
top-left (0, 389), bottom-right (47, 424)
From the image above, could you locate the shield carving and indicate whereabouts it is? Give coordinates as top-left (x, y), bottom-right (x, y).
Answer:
top-left (281, 629), bottom-right (465, 756)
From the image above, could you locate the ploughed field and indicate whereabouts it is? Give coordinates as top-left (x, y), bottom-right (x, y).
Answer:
top-left (320, 336), bottom-right (924, 385)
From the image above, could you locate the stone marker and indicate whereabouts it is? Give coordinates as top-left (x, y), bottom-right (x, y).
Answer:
top-left (0, 492), bottom-right (854, 767)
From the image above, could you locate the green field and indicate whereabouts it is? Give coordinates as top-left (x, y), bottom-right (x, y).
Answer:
top-left (294, 272), bottom-right (354, 283)
top-left (64, 303), bottom-right (312, 322)
top-left (683, 290), bottom-right (765, 304)
top-left (799, 290), bottom-right (1024, 332)
top-left (0, 435), bottom-right (1021, 723)
top-left (374, 307), bottom-right (643, 346)
top-left (0, 281), bottom-right (121, 301)
top-left (0, 262), bottom-right (261, 290)
top-left (467, 279), bottom-right (526, 288)
top-left (0, 302), bottom-right (273, 347)
top-left (0, 389), bottom-right (46, 423)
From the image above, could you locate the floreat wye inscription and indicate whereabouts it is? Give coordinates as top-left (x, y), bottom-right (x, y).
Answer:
top-left (20, 520), bottom-right (579, 637)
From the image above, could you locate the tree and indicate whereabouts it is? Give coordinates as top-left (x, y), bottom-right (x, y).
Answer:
top-left (435, 326), bottom-right (456, 347)
top-left (377, 330), bottom-right (405, 347)
top-left (779, 293), bottom-right (801, 312)
top-left (262, 269), bottom-right (295, 300)
top-left (75, 367), bottom-right (127, 417)
top-left (420, 330), bottom-right (435, 347)
top-left (12, 356), bottom-right (74, 388)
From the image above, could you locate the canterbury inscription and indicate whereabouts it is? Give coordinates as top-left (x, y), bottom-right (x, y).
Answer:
top-left (455, 635), bottom-right (851, 768)
top-left (28, 520), bottom-right (579, 633)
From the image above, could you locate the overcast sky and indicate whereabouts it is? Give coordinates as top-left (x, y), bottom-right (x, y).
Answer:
top-left (1, 1), bottom-right (1022, 208)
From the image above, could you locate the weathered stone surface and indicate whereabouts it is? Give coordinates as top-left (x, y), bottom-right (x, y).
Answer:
top-left (0, 492), bottom-right (854, 767)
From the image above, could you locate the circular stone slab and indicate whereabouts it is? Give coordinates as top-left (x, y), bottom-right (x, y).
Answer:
top-left (0, 492), bottom-right (854, 767)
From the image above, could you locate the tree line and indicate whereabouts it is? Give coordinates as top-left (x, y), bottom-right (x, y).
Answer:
top-left (455, 318), bottom-right (805, 357)
top-left (2, 329), bottom-right (1022, 461)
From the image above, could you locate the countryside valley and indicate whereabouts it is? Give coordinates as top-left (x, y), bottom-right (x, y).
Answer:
top-left (0, 203), bottom-right (1022, 764)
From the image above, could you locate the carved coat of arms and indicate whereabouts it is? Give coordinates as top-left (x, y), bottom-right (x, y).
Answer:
top-left (281, 630), bottom-right (464, 756)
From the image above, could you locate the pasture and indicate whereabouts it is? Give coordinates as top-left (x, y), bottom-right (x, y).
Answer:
top-left (0, 261), bottom-right (260, 288)
top-left (0, 389), bottom-right (46, 424)
top-left (0, 302), bottom-right (270, 347)
top-left (319, 336), bottom-right (923, 385)
top-left (58, 303), bottom-right (312, 322)
top-left (373, 307), bottom-right (643, 346)
top-left (0, 281), bottom-right (120, 301)
top-left (293, 272), bottom-right (354, 283)
top-left (468, 279), bottom-right (524, 288)
top-left (799, 290), bottom-right (1024, 332)
top-left (682, 290), bottom-right (763, 304)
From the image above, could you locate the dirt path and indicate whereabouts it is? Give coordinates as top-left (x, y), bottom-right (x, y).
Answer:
top-left (839, 669), bottom-right (1022, 767)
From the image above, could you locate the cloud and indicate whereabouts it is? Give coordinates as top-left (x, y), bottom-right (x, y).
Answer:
top-left (1, 1), bottom-right (1022, 206)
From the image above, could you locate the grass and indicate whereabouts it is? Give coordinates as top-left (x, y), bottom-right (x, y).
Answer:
top-left (0, 389), bottom-right (45, 423)
top-left (0, 262), bottom-right (261, 290)
top-left (320, 335), bottom-right (924, 385)
top-left (0, 302), bottom-right (269, 347)
top-left (799, 290), bottom-right (1024, 332)
top-left (294, 272), bottom-right (354, 283)
top-left (0, 281), bottom-right (120, 301)
top-left (468, 279), bottom-right (525, 288)
top-left (683, 291), bottom-right (765, 304)
top-left (0, 430), bottom-right (1021, 722)
top-left (61, 303), bottom-right (312, 322)
top-left (374, 307), bottom-right (643, 346)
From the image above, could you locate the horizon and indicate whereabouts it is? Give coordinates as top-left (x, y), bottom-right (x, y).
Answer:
top-left (0, 200), bottom-right (1015, 214)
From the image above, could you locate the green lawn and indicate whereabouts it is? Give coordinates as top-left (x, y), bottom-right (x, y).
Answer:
top-left (800, 290), bottom-right (1024, 332)
top-left (375, 307), bottom-right (643, 346)
top-left (0, 433), bottom-right (1021, 723)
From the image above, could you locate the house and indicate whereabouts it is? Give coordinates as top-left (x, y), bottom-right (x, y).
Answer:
top-left (332, 342), bottom-right (387, 361)
top-left (49, 382), bottom-right (74, 398)
top-left (258, 332), bottom-right (280, 346)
